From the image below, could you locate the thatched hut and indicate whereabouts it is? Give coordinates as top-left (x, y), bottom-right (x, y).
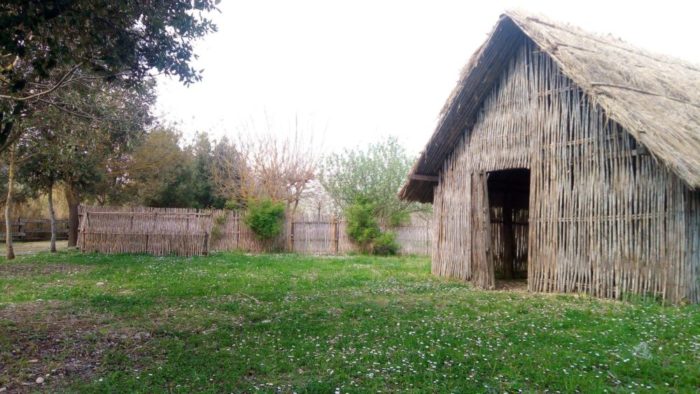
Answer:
top-left (399, 11), bottom-right (700, 303)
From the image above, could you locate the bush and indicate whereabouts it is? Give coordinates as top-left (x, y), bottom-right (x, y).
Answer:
top-left (345, 198), bottom-right (380, 252)
top-left (224, 199), bottom-right (242, 211)
top-left (372, 231), bottom-right (399, 256)
top-left (210, 213), bottom-right (227, 242)
top-left (388, 211), bottom-right (410, 227)
top-left (346, 197), bottom-right (400, 255)
top-left (244, 198), bottom-right (286, 239)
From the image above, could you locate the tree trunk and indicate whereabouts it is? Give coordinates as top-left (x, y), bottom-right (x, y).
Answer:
top-left (65, 184), bottom-right (80, 247)
top-left (5, 146), bottom-right (15, 259)
top-left (48, 183), bottom-right (57, 253)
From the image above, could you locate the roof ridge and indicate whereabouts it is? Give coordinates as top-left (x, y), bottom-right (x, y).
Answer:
top-left (504, 10), bottom-right (700, 73)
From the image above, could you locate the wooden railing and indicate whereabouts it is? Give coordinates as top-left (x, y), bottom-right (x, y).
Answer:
top-left (0, 218), bottom-right (69, 242)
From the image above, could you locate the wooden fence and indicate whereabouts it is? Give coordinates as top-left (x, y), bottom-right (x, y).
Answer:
top-left (79, 206), bottom-right (213, 256)
top-left (79, 206), bottom-right (432, 257)
top-left (1, 218), bottom-right (69, 242)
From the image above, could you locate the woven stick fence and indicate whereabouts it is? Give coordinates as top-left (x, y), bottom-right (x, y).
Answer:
top-left (79, 206), bottom-right (213, 256)
top-left (79, 206), bottom-right (432, 257)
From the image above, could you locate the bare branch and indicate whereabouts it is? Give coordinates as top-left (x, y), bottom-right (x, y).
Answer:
top-left (0, 65), bottom-right (81, 102)
top-left (37, 98), bottom-right (97, 121)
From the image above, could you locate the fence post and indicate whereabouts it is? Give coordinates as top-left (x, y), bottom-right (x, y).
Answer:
top-left (426, 220), bottom-right (430, 255)
top-left (329, 218), bottom-right (335, 254)
top-left (289, 220), bottom-right (295, 253)
top-left (333, 219), bottom-right (340, 254)
top-left (143, 211), bottom-right (152, 254)
top-left (17, 217), bottom-right (23, 242)
top-left (81, 211), bottom-right (89, 252)
top-left (236, 213), bottom-right (240, 249)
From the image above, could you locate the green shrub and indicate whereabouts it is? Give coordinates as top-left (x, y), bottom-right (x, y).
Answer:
top-left (224, 199), bottom-right (242, 211)
top-left (346, 198), bottom-right (381, 252)
top-left (372, 231), bottom-right (399, 256)
top-left (388, 211), bottom-right (410, 227)
top-left (244, 198), bottom-right (286, 239)
top-left (210, 213), bottom-right (227, 242)
top-left (346, 197), bottom-right (400, 255)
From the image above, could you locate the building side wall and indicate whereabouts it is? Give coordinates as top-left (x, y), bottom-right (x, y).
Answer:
top-left (685, 190), bottom-right (700, 302)
top-left (432, 40), bottom-right (699, 302)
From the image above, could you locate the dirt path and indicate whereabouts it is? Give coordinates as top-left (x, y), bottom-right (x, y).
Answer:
top-left (0, 241), bottom-right (69, 256)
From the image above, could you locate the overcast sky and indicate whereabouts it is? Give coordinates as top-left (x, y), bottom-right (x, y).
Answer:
top-left (155, 0), bottom-right (700, 155)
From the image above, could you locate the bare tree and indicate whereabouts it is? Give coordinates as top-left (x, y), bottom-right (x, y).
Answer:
top-left (294, 179), bottom-right (340, 220)
top-left (218, 116), bottom-right (320, 219)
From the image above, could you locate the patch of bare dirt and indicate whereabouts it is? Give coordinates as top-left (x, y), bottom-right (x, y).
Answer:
top-left (0, 263), bottom-right (92, 278)
top-left (0, 301), bottom-right (152, 392)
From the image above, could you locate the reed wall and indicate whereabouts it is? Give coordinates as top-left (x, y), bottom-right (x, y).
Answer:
top-left (432, 40), bottom-right (700, 303)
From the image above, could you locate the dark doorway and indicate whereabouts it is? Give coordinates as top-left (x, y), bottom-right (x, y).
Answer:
top-left (487, 168), bottom-right (530, 284)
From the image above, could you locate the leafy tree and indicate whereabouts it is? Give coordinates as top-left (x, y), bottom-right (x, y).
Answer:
top-left (211, 136), bottom-right (244, 210)
top-left (0, 0), bottom-right (217, 153)
top-left (191, 133), bottom-right (226, 209)
top-left (126, 128), bottom-right (197, 208)
top-left (16, 78), bottom-right (153, 246)
top-left (16, 131), bottom-right (62, 252)
top-left (126, 130), bottom-right (243, 209)
top-left (320, 136), bottom-right (429, 226)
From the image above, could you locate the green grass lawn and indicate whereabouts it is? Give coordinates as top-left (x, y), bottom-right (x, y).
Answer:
top-left (0, 252), bottom-right (698, 393)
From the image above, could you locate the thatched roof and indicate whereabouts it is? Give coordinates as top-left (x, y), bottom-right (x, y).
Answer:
top-left (400, 10), bottom-right (700, 203)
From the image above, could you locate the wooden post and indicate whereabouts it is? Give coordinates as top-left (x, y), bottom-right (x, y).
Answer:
top-left (289, 220), bottom-right (295, 253)
top-left (236, 213), bottom-right (241, 249)
top-left (334, 219), bottom-right (340, 254)
top-left (285, 215), bottom-right (294, 252)
top-left (80, 208), bottom-right (89, 251)
top-left (329, 218), bottom-right (335, 254)
top-left (203, 232), bottom-right (209, 255)
top-left (502, 193), bottom-right (515, 279)
top-left (425, 219), bottom-right (430, 256)
top-left (17, 217), bottom-right (22, 243)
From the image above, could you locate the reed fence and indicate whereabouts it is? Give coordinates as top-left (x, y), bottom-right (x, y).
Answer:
top-left (78, 206), bottom-right (432, 257)
top-left (1, 218), bottom-right (69, 242)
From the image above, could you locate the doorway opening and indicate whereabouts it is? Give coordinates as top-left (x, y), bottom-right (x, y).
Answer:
top-left (487, 168), bottom-right (530, 289)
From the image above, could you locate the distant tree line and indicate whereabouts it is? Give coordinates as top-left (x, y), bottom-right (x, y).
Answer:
top-left (0, 0), bottom-right (430, 257)
top-left (0, 0), bottom-right (219, 258)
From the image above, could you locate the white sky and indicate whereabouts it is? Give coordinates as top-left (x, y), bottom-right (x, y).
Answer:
top-left (155, 0), bottom-right (700, 155)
